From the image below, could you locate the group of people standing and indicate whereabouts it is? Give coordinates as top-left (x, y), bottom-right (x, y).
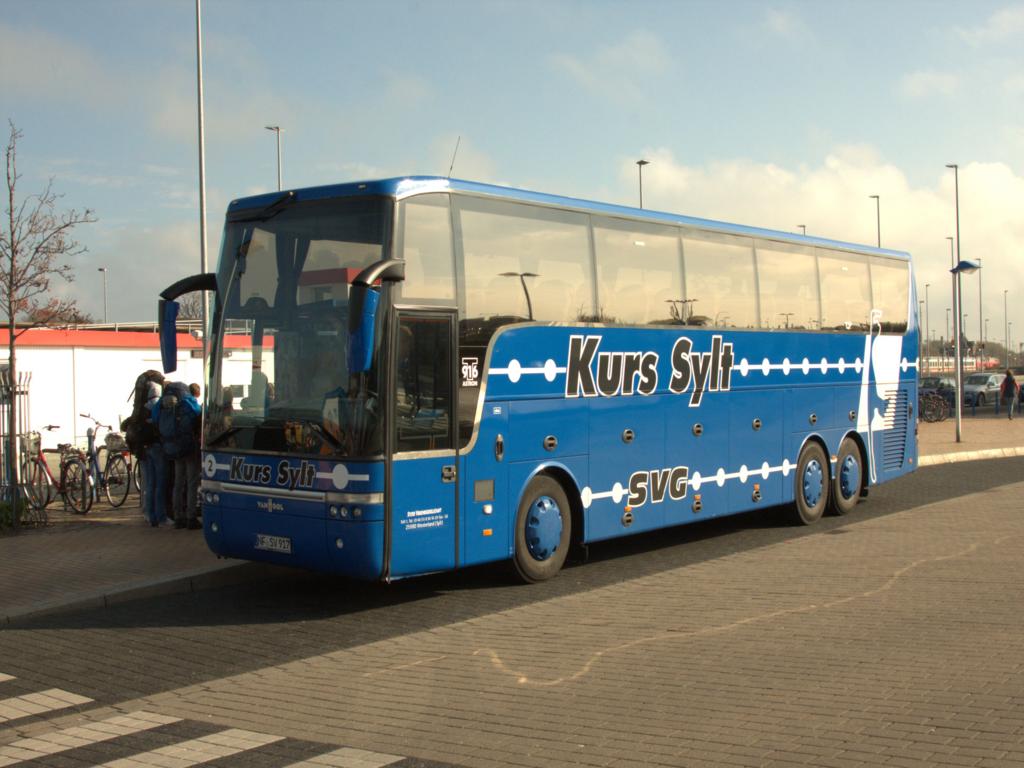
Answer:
top-left (131, 372), bottom-right (203, 528)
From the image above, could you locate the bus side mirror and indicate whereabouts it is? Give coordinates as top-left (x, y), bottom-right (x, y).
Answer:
top-left (347, 287), bottom-right (380, 374)
top-left (159, 298), bottom-right (180, 373)
top-left (347, 259), bottom-right (405, 374)
top-left (157, 272), bottom-right (218, 374)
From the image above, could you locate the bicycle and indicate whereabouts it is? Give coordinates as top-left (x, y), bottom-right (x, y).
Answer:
top-left (919, 391), bottom-right (950, 423)
top-left (79, 413), bottom-right (133, 509)
top-left (20, 425), bottom-right (93, 515)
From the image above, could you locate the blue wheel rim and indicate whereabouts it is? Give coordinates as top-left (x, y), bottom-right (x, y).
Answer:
top-left (802, 459), bottom-right (823, 508)
top-left (525, 495), bottom-right (563, 561)
top-left (839, 454), bottom-right (860, 500)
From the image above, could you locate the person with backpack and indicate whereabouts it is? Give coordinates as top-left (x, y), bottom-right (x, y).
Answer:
top-left (1001, 369), bottom-right (1019, 420)
top-left (122, 370), bottom-right (170, 527)
top-left (152, 381), bottom-right (202, 529)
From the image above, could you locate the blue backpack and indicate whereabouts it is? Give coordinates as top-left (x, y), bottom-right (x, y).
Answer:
top-left (158, 381), bottom-right (197, 459)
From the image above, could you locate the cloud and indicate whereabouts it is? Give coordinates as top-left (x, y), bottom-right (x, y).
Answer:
top-left (550, 30), bottom-right (672, 100)
top-left (621, 149), bottom-right (1024, 342)
top-left (899, 69), bottom-right (962, 99)
top-left (956, 6), bottom-right (1024, 45)
top-left (0, 22), bottom-right (119, 109)
top-left (762, 8), bottom-right (812, 40)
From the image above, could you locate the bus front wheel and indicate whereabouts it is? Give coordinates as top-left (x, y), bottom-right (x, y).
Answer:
top-left (829, 438), bottom-right (863, 516)
top-left (512, 475), bottom-right (572, 583)
top-left (792, 442), bottom-right (828, 525)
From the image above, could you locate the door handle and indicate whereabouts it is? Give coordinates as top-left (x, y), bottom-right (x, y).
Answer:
top-left (441, 465), bottom-right (457, 483)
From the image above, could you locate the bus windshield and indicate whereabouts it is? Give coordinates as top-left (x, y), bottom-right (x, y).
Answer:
top-left (206, 195), bottom-right (392, 458)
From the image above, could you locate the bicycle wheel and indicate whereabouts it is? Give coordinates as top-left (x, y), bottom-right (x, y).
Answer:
top-left (62, 457), bottom-right (92, 514)
top-left (132, 459), bottom-right (141, 492)
top-left (22, 456), bottom-right (52, 512)
top-left (104, 453), bottom-right (131, 507)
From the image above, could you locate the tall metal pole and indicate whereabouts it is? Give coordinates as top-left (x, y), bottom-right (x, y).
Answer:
top-left (266, 126), bottom-right (282, 191)
top-left (869, 195), bottom-right (880, 247)
top-left (636, 159), bottom-right (649, 209)
top-left (977, 256), bottom-right (983, 356)
top-left (947, 163), bottom-right (963, 442)
top-left (797, 225), bottom-right (806, 235)
top-left (1006, 289), bottom-right (1010, 367)
top-left (946, 236), bottom-right (954, 268)
top-left (97, 267), bottom-right (108, 324)
top-left (924, 283), bottom-right (930, 373)
top-left (196, 0), bottom-right (209, 367)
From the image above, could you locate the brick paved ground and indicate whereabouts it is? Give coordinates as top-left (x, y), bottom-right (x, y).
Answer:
top-left (1, 412), bottom-right (1022, 624)
top-left (11, 469), bottom-right (1021, 768)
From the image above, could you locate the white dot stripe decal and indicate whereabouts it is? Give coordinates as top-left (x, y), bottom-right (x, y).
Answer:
top-left (489, 358), bottom-right (566, 383)
top-left (491, 357), bottom-right (919, 381)
top-left (581, 459), bottom-right (797, 508)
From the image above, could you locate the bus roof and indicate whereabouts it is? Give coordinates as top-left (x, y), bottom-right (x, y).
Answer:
top-left (228, 176), bottom-right (911, 261)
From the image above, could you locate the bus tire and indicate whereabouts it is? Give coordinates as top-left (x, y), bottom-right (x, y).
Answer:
top-left (792, 441), bottom-right (828, 525)
top-left (512, 475), bottom-right (572, 583)
top-left (829, 438), bottom-right (862, 516)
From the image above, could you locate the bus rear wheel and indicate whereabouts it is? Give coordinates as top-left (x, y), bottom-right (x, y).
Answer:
top-left (792, 442), bottom-right (828, 525)
top-left (829, 438), bottom-right (863, 516)
top-left (512, 475), bottom-right (572, 583)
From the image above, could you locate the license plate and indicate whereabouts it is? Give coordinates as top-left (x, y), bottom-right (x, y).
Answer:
top-left (255, 534), bottom-right (292, 554)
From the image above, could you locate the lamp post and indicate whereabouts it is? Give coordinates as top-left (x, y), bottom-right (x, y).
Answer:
top-left (196, 0), bottom-right (209, 365)
top-left (945, 236), bottom-right (954, 268)
top-left (1006, 289), bottom-right (1010, 367)
top-left (500, 271), bottom-right (538, 320)
top-left (919, 300), bottom-right (925, 369)
top-left (951, 259), bottom-right (981, 443)
top-left (945, 307), bottom-right (951, 362)
top-left (636, 159), bottom-right (649, 209)
top-left (97, 267), bottom-right (108, 324)
top-left (266, 125), bottom-right (283, 191)
top-left (797, 225), bottom-right (806, 235)
top-left (925, 283), bottom-right (930, 372)
top-left (977, 256), bottom-right (983, 357)
top-left (869, 195), bottom-right (880, 247)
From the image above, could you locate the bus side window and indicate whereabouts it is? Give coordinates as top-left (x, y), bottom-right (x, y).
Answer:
top-left (869, 257), bottom-right (910, 333)
top-left (682, 234), bottom-right (758, 329)
top-left (395, 315), bottom-right (453, 453)
top-left (817, 250), bottom-right (871, 331)
top-left (398, 194), bottom-right (456, 303)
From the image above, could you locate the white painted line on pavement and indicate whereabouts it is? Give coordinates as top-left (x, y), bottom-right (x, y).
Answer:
top-left (95, 727), bottom-right (283, 767)
top-left (0, 711), bottom-right (180, 767)
top-left (0, 689), bottom-right (93, 723)
top-left (284, 746), bottom-right (403, 768)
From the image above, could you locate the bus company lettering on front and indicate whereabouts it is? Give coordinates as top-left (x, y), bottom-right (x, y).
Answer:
top-left (229, 456), bottom-right (317, 490)
top-left (565, 334), bottom-right (734, 406)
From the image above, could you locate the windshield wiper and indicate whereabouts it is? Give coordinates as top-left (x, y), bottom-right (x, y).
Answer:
top-left (229, 190), bottom-right (296, 223)
top-left (301, 420), bottom-right (343, 449)
top-left (206, 426), bottom-right (242, 448)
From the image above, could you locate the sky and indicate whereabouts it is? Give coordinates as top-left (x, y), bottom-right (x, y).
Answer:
top-left (2, 0), bottom-right (1023, 351)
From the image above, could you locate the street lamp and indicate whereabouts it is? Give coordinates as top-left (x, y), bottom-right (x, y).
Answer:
top-left (924, 283), bottom-right (930, 372)
top-left (97, 267), bottom-right (108, 324)
top-left (500, 271), bottom-right (538, 320)
top-left (797, 225), bottom-right (806, 235)
top-left (951, 258), bottom-right (980, 443)
top-left (1006, 289), bottom-right (1010, 367)
top-left (868, 195), bottom-right (880, 247)
top-left (266, 125), bottom-right (283, 191)
top-left (946, 236), bottom-right (955, 268)
top-left (636, 160), bottom-right (649, 208)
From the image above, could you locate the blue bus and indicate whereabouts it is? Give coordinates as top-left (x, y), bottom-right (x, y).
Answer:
top-left (158, 177), bottom-right (918, 582)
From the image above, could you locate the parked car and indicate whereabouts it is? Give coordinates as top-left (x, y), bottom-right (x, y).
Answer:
top-left (962, 372), bottom-right (1001, 406)
top-left (919, 375), bottom-right (957, 406)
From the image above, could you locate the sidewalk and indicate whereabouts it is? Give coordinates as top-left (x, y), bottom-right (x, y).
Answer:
top-left (3, 412), bottom-right (1023, 624)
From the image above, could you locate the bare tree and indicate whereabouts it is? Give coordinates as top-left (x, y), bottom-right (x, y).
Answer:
top-left (178, 293), bottom-right (203, 321)
top-left (0, 121), bottom-right (96, 529)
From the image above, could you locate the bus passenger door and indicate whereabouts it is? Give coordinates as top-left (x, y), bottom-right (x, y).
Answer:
top-left (388, 310), bottom-right (458, 578)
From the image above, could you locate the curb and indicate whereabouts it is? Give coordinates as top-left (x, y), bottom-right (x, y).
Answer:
top-left (2, 560), bottom-right (294, 626)
top-left (919, 445), bottom-right (1024, 467)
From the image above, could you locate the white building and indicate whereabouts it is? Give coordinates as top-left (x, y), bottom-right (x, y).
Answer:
top-left (0, 328), bottom-right (210, 450)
